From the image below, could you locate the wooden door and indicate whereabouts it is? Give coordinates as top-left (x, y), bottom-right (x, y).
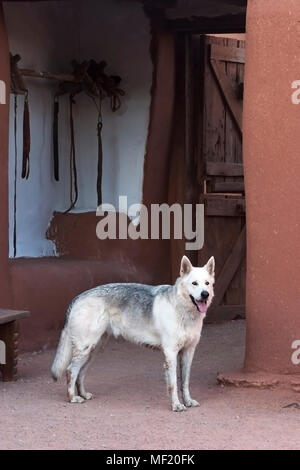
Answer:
top-left (197, 35), bottom-right (246, 322)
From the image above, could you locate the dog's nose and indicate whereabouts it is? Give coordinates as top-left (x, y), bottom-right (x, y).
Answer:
top-left (201, 290), bottom-right (209, 300)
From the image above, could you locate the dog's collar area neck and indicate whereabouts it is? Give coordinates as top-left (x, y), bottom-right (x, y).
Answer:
top-left (190, 295), bottom-right (200, 312)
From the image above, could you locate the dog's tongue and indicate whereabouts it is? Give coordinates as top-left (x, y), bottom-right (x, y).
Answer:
top-left (195, 300), bottom-right (208, 313)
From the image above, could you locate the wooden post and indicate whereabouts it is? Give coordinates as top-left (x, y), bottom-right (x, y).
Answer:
top-left (0, 321), bottom-right (19, 381)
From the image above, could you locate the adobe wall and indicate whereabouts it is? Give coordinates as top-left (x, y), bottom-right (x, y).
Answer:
top-left (0, 3), bottom-right (12, 309)
top-left (243, 0), bottom-right (300, 375)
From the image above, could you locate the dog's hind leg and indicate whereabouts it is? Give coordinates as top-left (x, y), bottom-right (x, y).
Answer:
top-left (76, 352), bottom-right (94, 400)
top-left (67, 352), bottom-right (92, 403)
top-left (68, 335), bottom-right (107, 403)
top-left (66, 298), bottom-right (109, 403)
top-left (75, 337), bottom-right (106, 400)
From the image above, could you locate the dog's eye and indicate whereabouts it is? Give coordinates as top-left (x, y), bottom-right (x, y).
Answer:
top-left (192, 281), bottom-right (198, 286)
top-left (205, 281), bottom-right (209, 286)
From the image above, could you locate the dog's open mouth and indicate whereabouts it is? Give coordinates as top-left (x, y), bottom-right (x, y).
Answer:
top-left (190, 295), bottom-right (208, 313)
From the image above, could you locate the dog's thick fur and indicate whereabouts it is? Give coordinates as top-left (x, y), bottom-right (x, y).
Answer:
top-left (51, 255), bottom-right (215, 411)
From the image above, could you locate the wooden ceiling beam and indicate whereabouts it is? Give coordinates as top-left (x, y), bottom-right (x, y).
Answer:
top-left (166, 13), bottom-right (246, 33)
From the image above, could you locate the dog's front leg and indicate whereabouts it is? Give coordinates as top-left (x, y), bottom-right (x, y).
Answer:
top-left (164, 350), bottom-right (186, 412)
top-left (180, 345), bottom-right (200, 408)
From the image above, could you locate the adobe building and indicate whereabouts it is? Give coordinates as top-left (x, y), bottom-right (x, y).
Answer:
top-left (0, 0), bottom-right (299, 389)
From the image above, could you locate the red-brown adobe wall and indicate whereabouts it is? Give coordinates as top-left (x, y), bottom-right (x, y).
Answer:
top-left (243, 0), bottom-right (300, 375)
top-left (0, 3), bottom-right (12, 309)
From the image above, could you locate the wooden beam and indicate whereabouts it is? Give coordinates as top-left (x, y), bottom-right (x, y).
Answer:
top-left (19, 68), bottom-right (75, 82)
top-left (205, 196), bottom-right (245, 216)
top-left (206, 161), bottom-right (244, 177)
top-left (142, 0), bottom-right (176, 6)
top-left (211, 180), bottom-right (245, 193)
top-left (210, 58), bottom-right (243, 133)
top-left (166, 13), bottom-right (246, 34)
top-left (210, 44), bottom-right (245, 64)
top-left (213, 226), bottom-right (246, 307)
top-left (221, 0), bottom-right (247, 5)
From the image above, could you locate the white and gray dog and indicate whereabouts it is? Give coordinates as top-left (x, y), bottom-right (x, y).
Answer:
top-left (51, 255), bottom-right (215, 411)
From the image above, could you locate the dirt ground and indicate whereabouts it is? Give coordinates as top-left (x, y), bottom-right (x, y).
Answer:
top-left (0, 320), bottom-right (299, 450)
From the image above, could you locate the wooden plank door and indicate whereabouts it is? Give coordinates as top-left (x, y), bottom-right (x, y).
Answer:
top-left (197, 35), bottom-right (246, 322)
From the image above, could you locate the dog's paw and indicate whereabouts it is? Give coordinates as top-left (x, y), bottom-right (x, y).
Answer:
top-left (184, 398), bottom-right (200, 408)
top-left (69, 395), bottom-right (85, 404)
top-left (81, 392), bottom-right (93, 400)
top-left (172, 402), bottom-right (187, 412)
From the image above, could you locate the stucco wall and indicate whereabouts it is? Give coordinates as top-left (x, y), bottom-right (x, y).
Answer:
top-left (4, 0), bottom-right (152, 257)
top-left (243, 0), bottom-right (300, 375)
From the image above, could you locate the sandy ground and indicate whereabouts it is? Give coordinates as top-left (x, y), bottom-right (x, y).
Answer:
top-left (0, 320), bottom-right (299, 450)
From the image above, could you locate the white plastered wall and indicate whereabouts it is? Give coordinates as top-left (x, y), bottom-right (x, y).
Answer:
top-left (4, 0), bottom-right (152, 257)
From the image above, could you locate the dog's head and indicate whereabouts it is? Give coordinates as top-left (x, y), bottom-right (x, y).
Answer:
top-left (179, 255), bottom-right (215, 315)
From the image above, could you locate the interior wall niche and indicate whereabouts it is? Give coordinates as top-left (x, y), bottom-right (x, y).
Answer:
top-left (4, 0), bottom-right (152, 258)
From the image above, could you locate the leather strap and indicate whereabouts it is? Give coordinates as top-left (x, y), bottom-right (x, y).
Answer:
top-left (64, 95), bottom-right (78, 213)
top-left (97, 120), bottom-right (103, 207)
top-left (21, 92), bottom-right (30, 179)
top-left (53, 96), bottom-right (59, 181)
top-left (13, 95), bottom-right (18, 257)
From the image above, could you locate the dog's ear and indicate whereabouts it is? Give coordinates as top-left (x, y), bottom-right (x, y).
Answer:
top-left (204, 256), bottom-right (215, 277)
top-left (180, 255), bottom-right (193, 277)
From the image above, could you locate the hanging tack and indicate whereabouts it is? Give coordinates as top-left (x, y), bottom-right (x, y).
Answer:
top-left (10, 53), bottom-right (27, 95)
top-left (53, 95), bottom-right (59, 181)
top-left (11, 53), bottom-right (125, 211)
top-left (22, 91), bottom-right (30, 179)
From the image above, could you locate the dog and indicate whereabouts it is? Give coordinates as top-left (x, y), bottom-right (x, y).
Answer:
top-left (51, 255), bottom-right (215, 411)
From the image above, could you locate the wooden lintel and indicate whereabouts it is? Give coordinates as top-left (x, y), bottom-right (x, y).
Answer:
top-left (166, 13), bottom-right (246, 33)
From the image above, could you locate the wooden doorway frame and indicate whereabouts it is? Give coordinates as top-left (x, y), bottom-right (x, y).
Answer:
top-left (171, 13), bottom-right (246, 322)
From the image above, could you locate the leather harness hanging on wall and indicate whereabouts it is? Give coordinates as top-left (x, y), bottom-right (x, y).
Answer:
top-left (53, 60), bottom-right (99, 212)
top-left (10, 53), bottom-right (31, 257)
top-left (10, 53), bottom-right (124, 218)
top-left (22, 91), bottom-right (30, 179)
top-left (9, 53), bottom-right (124, 257)
top-left (87, 60), bottom-right (124, 206)
top-left (53, 59), bottom-right (124, 209)
top-left (10, 54), bottom-right (31, 181)
top-left (53, 96), bottom-right (59, 181)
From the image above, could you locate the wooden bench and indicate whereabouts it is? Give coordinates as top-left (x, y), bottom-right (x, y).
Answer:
top-left (0, 309), bottom-right (30, 381)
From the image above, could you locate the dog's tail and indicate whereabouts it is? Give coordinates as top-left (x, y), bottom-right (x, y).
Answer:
top-left (51, 325), bottom-right (72, 381)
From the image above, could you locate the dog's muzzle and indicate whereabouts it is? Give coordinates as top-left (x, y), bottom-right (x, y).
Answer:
top-left (190, 294), bottom-right (209, 313)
